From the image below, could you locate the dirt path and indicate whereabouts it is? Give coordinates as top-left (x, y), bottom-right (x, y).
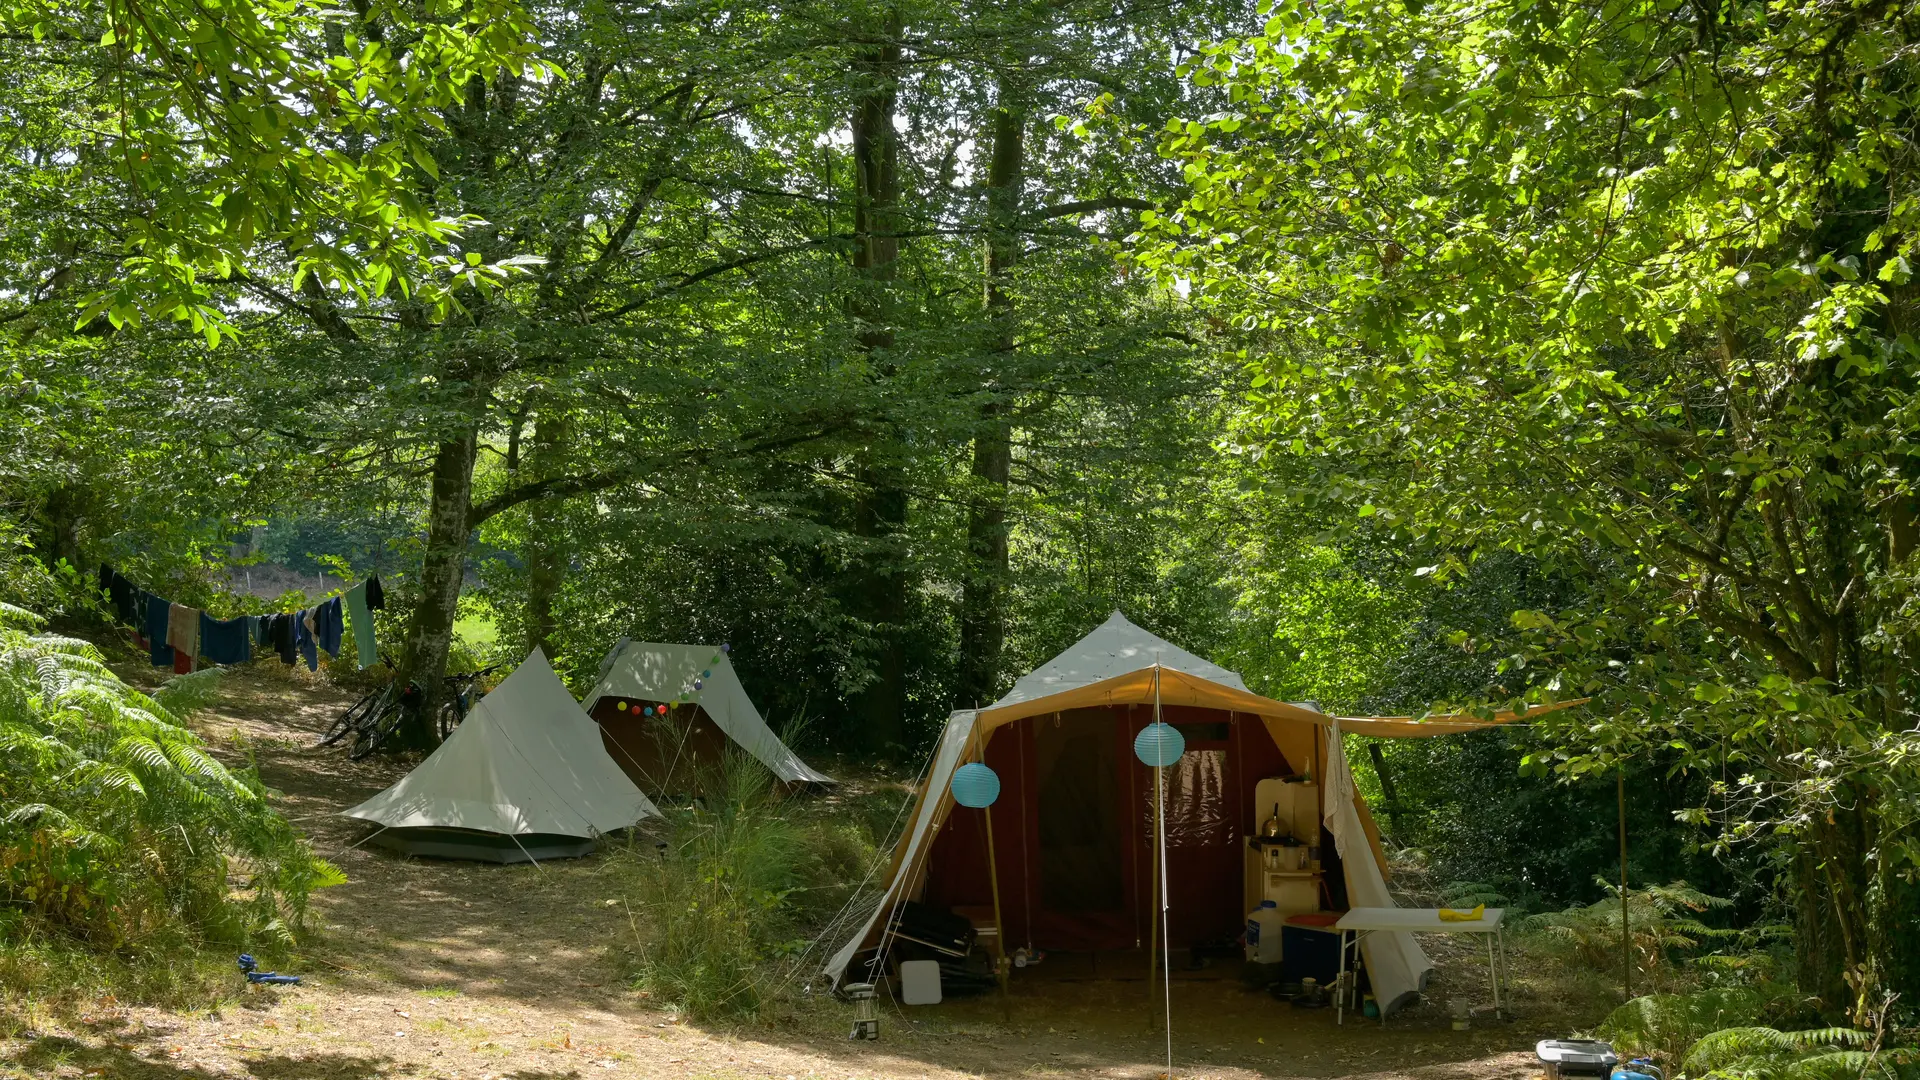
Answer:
top-left (5, 663), bottom-right (1596, 1080)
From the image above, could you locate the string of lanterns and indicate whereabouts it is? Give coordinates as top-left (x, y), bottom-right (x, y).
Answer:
top-left (613, 642), bottom-right (731, 715)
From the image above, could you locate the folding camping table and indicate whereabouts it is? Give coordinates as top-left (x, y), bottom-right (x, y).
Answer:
top-left (1332, 907), bottom-right (1507, 1025)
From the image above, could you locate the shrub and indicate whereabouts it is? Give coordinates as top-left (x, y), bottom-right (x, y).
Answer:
top-left (0, 603), bottom-right (342, 965)
top-left (1528, 879), bottom-right (1746, 989)
top-left (1600, 988), bottom-right (1793, 1067)
top-left (617, 752), bottom-right (883, 1020)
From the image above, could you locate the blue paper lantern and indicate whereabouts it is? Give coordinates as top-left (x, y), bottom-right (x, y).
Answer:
top-left (1133, 722), bottom-right (1185, 767)
top-left (693, 679), bottom-right (704, 690)
top-left (721, 643), bottom-right (731, 653)
top-left (949, 762), bottom-right (1001, 808)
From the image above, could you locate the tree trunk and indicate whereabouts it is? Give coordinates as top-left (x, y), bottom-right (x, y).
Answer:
top-left (846, 18), bottom-right (909, 753)
top-left (393, 429), bottom-right (478, 749)
top-left (37, 483), bottom-right (85, 573)
top-left (1793, 800), bottom-right (1877, 1019)
top-left (1366, 741), bottom-right (1403, 839)
top-left (957, 94), bottom-right (1024, 709)
top-left (525, 406), bottom-right (571, 659)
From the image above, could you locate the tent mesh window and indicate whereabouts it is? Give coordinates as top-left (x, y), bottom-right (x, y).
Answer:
top-left (1158, 749), bottom-right (1232, 849)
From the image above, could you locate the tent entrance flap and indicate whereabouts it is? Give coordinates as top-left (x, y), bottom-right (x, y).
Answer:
top-left (1037, 711), bottom-right (1123, 920)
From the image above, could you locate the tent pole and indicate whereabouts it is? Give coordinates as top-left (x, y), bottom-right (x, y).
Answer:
top-left (1146, 768), bottom-right (1160, 1029)
top-left (1153, 662), bottom-right (1172, 1078)
top-left (984, 806), bottom-right (1009, 1018)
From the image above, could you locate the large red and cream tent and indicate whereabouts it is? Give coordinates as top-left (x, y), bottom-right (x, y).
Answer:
top-left (826, 612), bottom-right (1574, 1015)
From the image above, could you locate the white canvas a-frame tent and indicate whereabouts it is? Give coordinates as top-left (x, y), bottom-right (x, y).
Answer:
top-left (342, 648), bottom-right (660, 863)
top-left (825, 612), bottom-right (1572, 1016)
top-left (582, 639), bottom-right (833, 794)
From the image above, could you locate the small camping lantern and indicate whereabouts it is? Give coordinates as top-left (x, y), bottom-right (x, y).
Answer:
top-left (845, 982), bottom-right (878, 1040)
top-left (949, 762), bottom-right (1001, 808)
top-left (1133, 721), bottom-right (1185, 767)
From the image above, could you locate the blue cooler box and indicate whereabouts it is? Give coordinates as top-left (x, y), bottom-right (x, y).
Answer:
top-left (1280, 919), bottom-right (1341, 985)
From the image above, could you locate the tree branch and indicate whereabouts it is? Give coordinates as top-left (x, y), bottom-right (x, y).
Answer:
top-left (466, 423), bottom-right (848, 528)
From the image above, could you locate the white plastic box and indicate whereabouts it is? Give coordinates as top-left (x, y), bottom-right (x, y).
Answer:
top-left (899, 959), bottom-right (942, 1005)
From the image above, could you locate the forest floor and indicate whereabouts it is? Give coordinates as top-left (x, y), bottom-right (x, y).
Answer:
top-left (3, 662), bottom-right (1616, 1080)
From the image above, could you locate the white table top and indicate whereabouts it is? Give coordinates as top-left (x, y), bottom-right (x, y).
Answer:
top-left (1334, 906), bottom-right (1505, 933)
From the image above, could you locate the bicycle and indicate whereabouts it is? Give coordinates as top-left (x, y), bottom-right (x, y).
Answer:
top-left (322, 661), bottom-right (502, 759)
top-left (350, 681), bottom-right (421, 760)
top-left (318, 653), bottom-right (398, 748)
top-left (435, 663), bottom-right (502, 741)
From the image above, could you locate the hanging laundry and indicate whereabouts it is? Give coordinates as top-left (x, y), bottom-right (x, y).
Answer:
top-left (268, 612), bottom-right (298, 666)
top-left (143, 593), bottom-right (176, 668)
top-left (199, 613), bottom-right (253, 666)
top-left (166, 603), bottom-right (201, 665)
top-left (119, 576), bottom-right (141, 626)
top-left (293, 609), bottom-right (319, 672)
top-left (345, 581), bottom-right (377, 669)
top-left (313, 596), bottom-right (344, 659)
top-left (99, 565), bottom-right (139, 626)
top-left (365, 575), bottom-right (385, 610)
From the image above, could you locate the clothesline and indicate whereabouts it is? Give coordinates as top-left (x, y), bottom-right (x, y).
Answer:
top-left (97, 564), bottom-right (385, 675)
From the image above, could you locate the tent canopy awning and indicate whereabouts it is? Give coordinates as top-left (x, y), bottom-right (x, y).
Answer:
top-left (973, 613), bottom-right (1583, 737)
top-left (1333, 699), bottom-right (1587, 738)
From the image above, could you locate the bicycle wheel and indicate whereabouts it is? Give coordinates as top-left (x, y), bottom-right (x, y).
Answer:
top-left (321, 686), bottom-right (386, 747)
top-left (436, 694), bottom-right (466, 741)
top-left (350, 699), bottom-right (409, 761)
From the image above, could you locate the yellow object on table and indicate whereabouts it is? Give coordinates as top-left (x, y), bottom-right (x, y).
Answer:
top-left (1438, 904), bottom-right (1486, 922)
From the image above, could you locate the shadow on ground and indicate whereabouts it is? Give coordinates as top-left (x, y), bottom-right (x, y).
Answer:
top-left (4, 1034), bottom-right (389, 1080)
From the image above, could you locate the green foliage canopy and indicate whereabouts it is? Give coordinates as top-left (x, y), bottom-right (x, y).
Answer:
top-left (1142, 0), bottom-right (1920, 1009)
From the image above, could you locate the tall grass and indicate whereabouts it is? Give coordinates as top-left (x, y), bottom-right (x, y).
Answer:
top-left (0, 602), bottom-right (341, 1009)
top-left (614, 752), bottom-right (884, 1020)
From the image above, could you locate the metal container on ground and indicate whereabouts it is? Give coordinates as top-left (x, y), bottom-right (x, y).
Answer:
top-left (1536, 1040), bottom-right (1620, 1080)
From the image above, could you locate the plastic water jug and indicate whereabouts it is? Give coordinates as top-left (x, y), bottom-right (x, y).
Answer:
top-left (1246, 900), bottom-right (1285, 963)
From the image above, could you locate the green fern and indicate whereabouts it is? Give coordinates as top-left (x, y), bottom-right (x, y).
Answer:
top-left (0, 602), bottom-right (46, 630)
top-left (1682, 1024), bottom-right (1888, 1080)
top-left (0, 617), bottom-right (341, 955)
top-left (1527, 878), bottom-right (1744, 986)
top-left (151, 668), bottom-right (225, 718)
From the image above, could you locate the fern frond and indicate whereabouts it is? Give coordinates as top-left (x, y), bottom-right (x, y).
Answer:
top-left (164, 741), bottom-right (253, 799)
top-left (152, 668), bottom-right (224, 718)
top-left (115, 734), bottom-right (174, 776)
top-left (62, 759), bottom-right (148, 798)
top-left (2, 802), bottom-right (73, 828)
top-left (1778, 1029), bottom-right (1869, 1052)
top-left (27, 634), bottom-right (106, 660)
top-left (1782, 1049), bottom-right (1889, 1080)
top-left (0, 602), bottom-right (46, 629)
top-left (1686, 1026), bottom-right (1798, 1073)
